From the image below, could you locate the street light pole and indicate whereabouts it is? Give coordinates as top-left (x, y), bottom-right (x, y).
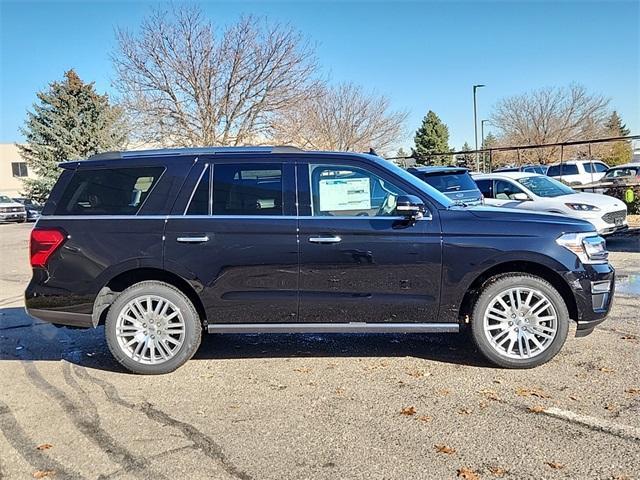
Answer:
top-left (473, 84), bottom-right (485, 171)
top-left (481, 119), bottom-right (489, 172)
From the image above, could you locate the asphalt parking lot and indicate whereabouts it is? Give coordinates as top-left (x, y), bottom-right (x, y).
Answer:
top-left (1, 222), bottom-right (639, 480)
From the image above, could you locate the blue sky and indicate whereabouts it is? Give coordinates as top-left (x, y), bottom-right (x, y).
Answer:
top-left (1, 0), bottom-right (638, 150)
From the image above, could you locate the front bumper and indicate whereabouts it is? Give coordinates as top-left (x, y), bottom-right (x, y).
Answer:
top-left (563, 262), bottom-right (615, 337)
top-left (0, 211), bottom-right (26, 222)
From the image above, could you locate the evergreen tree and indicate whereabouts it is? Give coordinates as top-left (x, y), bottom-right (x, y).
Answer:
top-left (413, 111), bottom-right (450, 165)
top-left (18, 70), bottom-right (127, 202)
top-left (605, 111), bottom-right (630, 137)
top-left (456, 142), bottom-right (474, 168)
top-left (603, 111), bottom-right (632, 166)
top-left (481, 133), bottom-right (499, 170)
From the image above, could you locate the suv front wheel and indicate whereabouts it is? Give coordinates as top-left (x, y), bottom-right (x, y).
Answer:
top-left (105, 281), bottom-right (202, 374)
top-left (471, 274), bottom-right (569, 368)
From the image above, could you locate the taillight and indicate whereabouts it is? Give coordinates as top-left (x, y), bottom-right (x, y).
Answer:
top-left (30, 228), bottom-right (66, 268)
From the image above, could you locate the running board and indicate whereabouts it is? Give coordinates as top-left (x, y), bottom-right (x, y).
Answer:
top-left (206, 323), bottom-right (459, 334)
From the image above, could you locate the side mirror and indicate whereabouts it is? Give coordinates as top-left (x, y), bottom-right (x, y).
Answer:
top-left (396, 195), bottom-right (426, 220)
top-left (512, 192), bottom-right (530, 201)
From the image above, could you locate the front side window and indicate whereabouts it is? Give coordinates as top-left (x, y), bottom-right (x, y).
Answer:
top-left (593, 162), bottom-right (608, 173)
top-left (212, 163), bottom-right (283, 216)
top-left (310, 165), bottom-right (408, 217)
top-left (56, 167), bottom-right (164, 215)
top-left (494, 180), bottom-right (525, 200)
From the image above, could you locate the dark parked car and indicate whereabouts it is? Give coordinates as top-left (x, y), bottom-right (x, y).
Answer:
top-left (27, 147), bottom-right (614, 374)
top-left (493, 165), bottom-right (548, 175)
top-left (13, 197), bottom-right (42, 221)
top-left (407, 166), bottom-right (483, 205)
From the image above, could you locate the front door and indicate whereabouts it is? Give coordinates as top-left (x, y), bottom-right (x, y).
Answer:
top-left (297, 161), bottom-right (442, 324)
top-left (164, 158), bottom-right (299, 324)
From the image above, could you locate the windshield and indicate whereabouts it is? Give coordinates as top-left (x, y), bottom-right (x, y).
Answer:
top-left (517, 176), bottom-right (575, 197)
top-left (419, 172), bottom-right (478, 193)
top-left (0, 195), bottom-right (13, 203)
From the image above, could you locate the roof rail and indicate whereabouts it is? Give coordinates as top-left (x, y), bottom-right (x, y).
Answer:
top-left (86, 145), bottom-right (304, 161)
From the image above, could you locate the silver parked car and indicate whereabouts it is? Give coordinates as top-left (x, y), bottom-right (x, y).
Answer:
top-left (0, 195), bottom-right (27, 223)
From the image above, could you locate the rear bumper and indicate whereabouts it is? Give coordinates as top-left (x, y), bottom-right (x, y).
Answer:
top-left (26, 307), bottom-right (93, 328)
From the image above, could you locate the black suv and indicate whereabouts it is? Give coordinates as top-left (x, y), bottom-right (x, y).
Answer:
top-left (407, 166), bottom-right (483, 206)
top-left (26, 147), bottom-right (614, 374)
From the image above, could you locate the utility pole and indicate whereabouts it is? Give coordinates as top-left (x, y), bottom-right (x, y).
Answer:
top-left (473, 84), bottom-right (485, 171)
top-left (481, 119), bottom-right (490, 172)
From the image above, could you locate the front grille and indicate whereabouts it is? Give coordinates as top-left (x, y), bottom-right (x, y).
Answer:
top-left (0, 207), bottom-right (24, 213)
top-left (602, 210), bottom-right (626, 224)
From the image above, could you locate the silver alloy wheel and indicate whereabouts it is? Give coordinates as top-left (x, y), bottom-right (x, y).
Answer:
top-left (483, 287), bottom-right (558, 360)
top-left (115, 295), bottom-right (186, 365)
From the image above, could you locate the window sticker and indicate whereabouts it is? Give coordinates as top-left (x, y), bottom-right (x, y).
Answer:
top-left (319, 177), bottom-right (371, 211)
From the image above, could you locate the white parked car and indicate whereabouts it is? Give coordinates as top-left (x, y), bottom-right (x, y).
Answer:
top-left (546, 160), bottom-right (609, 185)
top-left (473, 172), bottom-right (628, 236)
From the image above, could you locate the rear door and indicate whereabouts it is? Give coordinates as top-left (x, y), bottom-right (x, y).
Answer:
top-left (296, 158), bottom-right (442, 324)
top-left (164, 156), bottom-right (299, 324)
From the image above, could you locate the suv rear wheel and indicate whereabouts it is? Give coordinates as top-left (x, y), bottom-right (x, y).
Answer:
top-left (471, 274), bottom-right (569, 368)
top-left (105, 281), bottom-right (202, 374)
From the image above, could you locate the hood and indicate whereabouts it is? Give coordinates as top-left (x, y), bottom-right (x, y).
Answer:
top-left (561, 192), bottom-right (626, 210)
top-left (0, 201), bottom-right (25, 209)
top-left (462, 205), bottom-right (595, 233)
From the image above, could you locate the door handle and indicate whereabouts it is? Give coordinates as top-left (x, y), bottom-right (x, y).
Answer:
top-left (309, 235), bottom-right (342, 244)
top-left (177, 236), bottom-right (209, 243)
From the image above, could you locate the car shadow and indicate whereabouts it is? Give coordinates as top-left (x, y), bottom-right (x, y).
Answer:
top-left (0, 306), bottom-right (491, 373)
top-left (606, 231), bottom-right (639, 252)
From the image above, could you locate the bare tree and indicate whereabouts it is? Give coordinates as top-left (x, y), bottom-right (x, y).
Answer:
top-left (490, 84), bottom-right (610, 163)
top-left (112, 5), bottom-right (319, 146)
top-left (272, 83), bottom-right (407, 153)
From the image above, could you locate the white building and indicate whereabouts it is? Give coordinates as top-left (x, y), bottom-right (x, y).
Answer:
top-left (0, 144), bottom-right (37, 197)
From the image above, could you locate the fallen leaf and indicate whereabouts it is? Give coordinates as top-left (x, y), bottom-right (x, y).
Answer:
top-left (400, 406), bottom-right (417, 416)
top-left (417, 415), bottom-right (432, 422)
top-left (293, 367), bottom-right (311, 373)
top-left (480, 389), bottom-right (500, 401)
top-left (458, 408), bottom-right (472, 415)
top-left (568, 394), bottom-right (579, 401)
top-left (620, 334), bottom-right (637, 341)
top-left (435, 444), bottom-right (456, 454)
top-left (528, 405), bottom-right (545, 413)
top-left (335, 388), bottom-right (345, 395)
top-left (492, 379), bottom-right (502, 384)
top-left (457, 466), bottom-right (480, 480)
top-left (625, 388), bottom-right (640, 395)
top-left (406, 370), bottom-right (424, 378)
top-left (33, 471), bottom-right (55, 479)
top-left (599, 367), bottom-right (615, 373)
top-left (604, 403), bottom-right (617, 411)
top-left (35, 444), bottom-right (53, 450)
top-left (516, 387), bottom-right (550, 398)
top-left (488, 465), bottom-right (508, 477)
top-left (546, 461), bottom-right (565, 469)
top-left (438, 388), bottom-right (451, 396)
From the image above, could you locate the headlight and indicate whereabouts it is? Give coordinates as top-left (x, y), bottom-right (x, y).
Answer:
top-left (556, 232), bottom-right (608, 264)
top-left (565, 203), bottom-right (600, 211)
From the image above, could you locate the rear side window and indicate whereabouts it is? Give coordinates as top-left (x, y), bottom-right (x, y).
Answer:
top-left (547, 164), bottom-right (578, 176)
top-left (213, 163), bottom-right (283, 215)
top-left (56, 167), bottom-right (164, 215)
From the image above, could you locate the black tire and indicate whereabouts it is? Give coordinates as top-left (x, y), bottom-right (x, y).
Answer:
top-left (105, 281), bottom-right (202, 374)
top-left (470, 274), bottom-right (569, 369)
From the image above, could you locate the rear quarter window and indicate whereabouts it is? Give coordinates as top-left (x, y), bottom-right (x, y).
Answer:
top-left (55, 166), bottom-right (165, 215)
